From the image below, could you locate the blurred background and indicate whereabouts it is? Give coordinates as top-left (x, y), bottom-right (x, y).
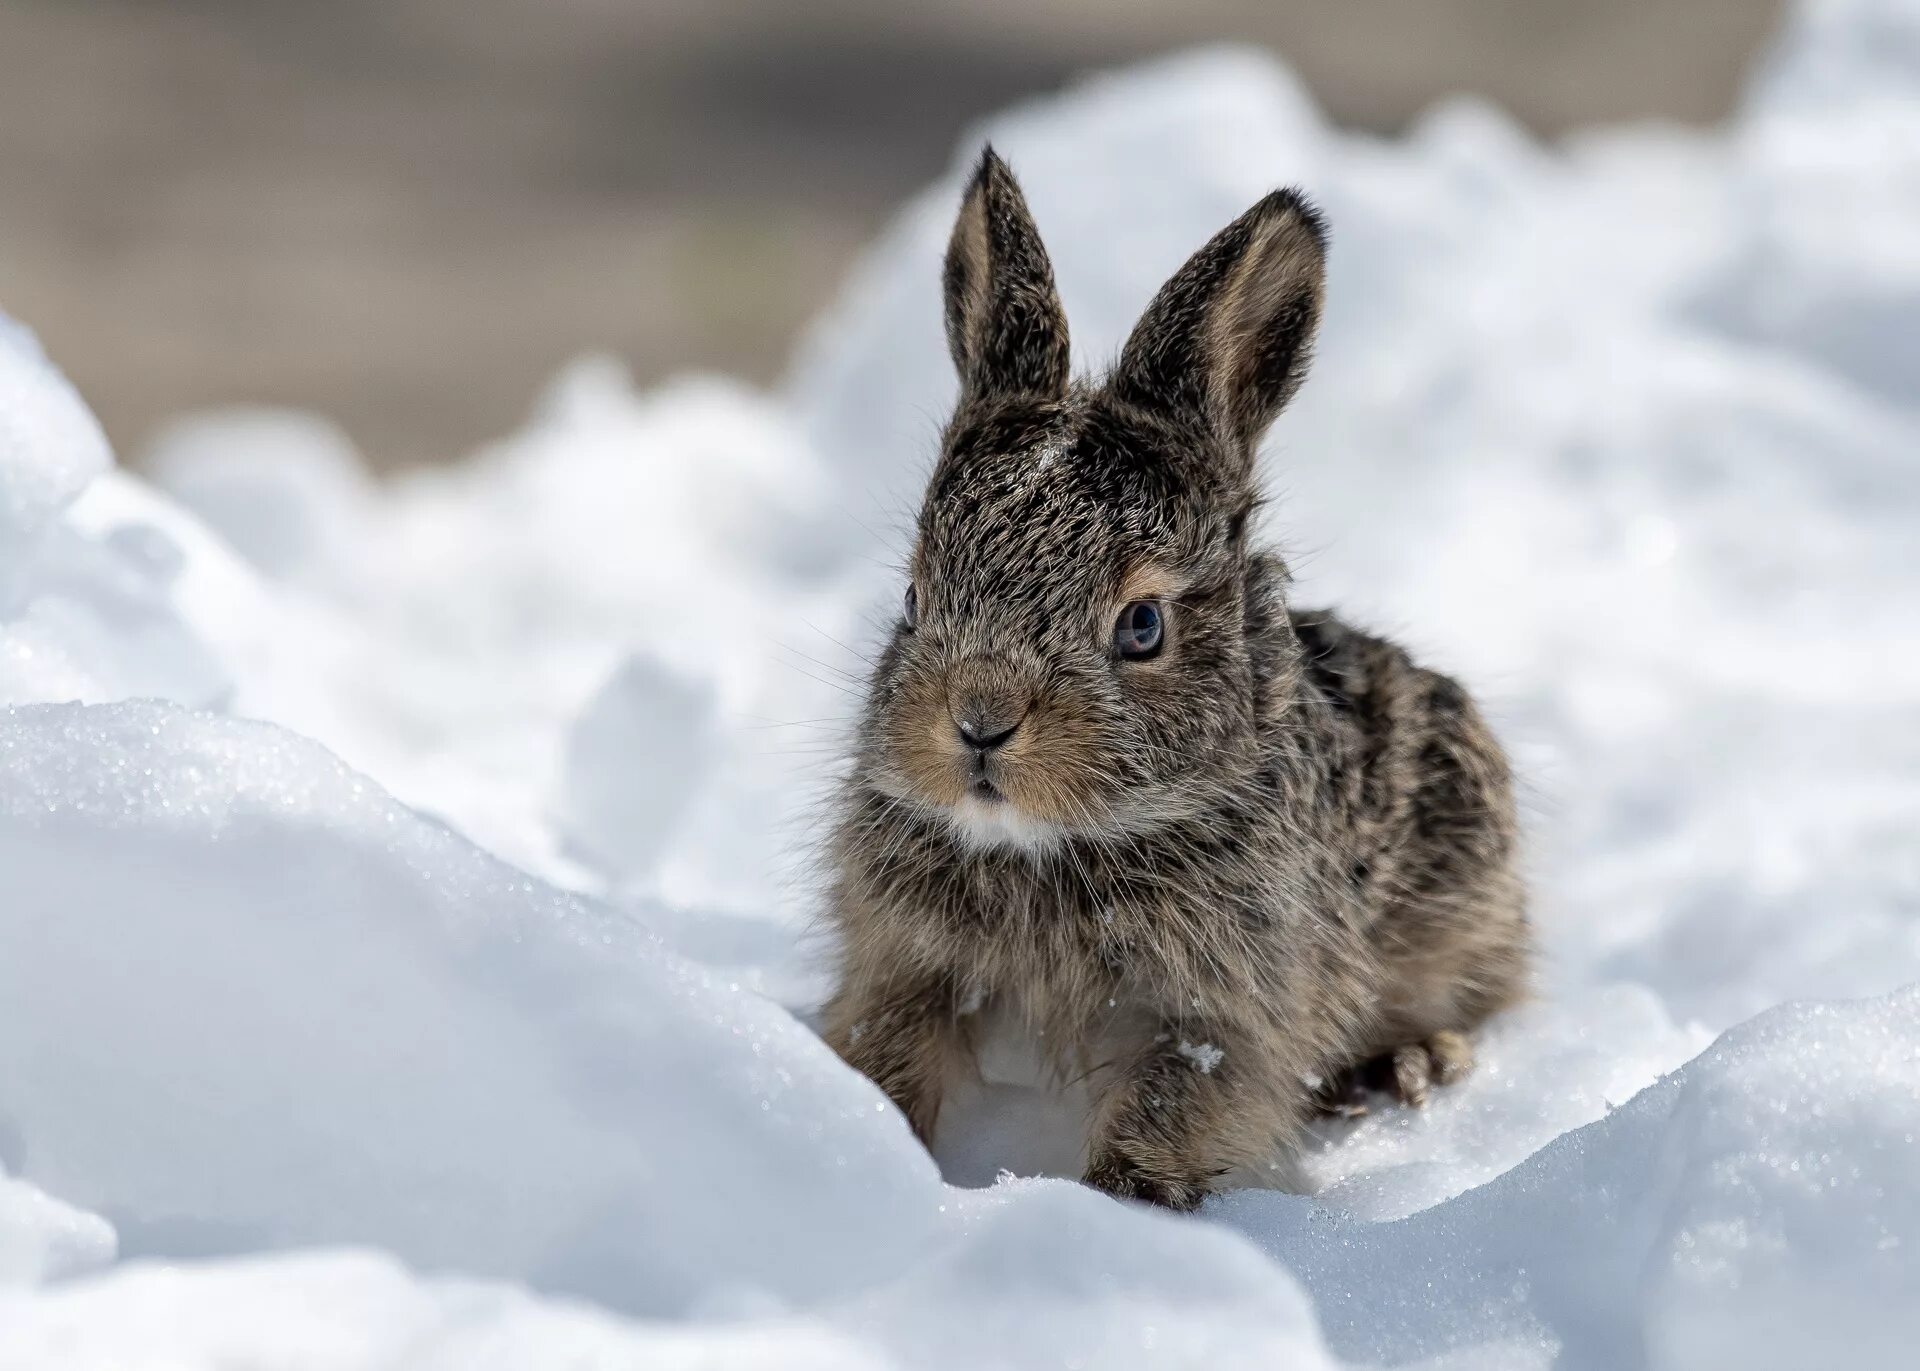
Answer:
top-left (0, 0), bottom-right (1780, 472)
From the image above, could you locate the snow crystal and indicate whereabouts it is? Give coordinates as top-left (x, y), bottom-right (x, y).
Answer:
top-left (1177, 1041), bottom-right (1226, 1074)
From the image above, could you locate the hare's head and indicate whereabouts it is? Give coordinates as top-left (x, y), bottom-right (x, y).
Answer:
top-left (858, 149), bottom-right (1327, 853)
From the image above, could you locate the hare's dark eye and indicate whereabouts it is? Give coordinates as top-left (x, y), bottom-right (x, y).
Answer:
top-left (1114, 601), bottom-right (1163, 660)
top-left (903, 584), bottom-right (919, 631)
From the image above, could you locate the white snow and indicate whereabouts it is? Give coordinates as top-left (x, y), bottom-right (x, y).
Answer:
top-left (0, 1166), bottom-right (114, 1287)
top-left (0, 316), bottom-right (109, 555)
top-left (0, 701), bottom-right (938, 1316)
top-left (1177, 1041), bottom-right (1226, 1075)
top-left (0, 0), bottom-right (1917, 1364)
top-left (1224, 987), bottom-right (1920, 1370)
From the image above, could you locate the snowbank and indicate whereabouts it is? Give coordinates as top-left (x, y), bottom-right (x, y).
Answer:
top-left (0, 1167), bottom-right (113, 1288)
top-left (1227, 987), bottom-right (1920, 1370)
top-left (0, 700), bottom-right (941, 1314)
top-left (0, 318), bottom-right (109, 558)
top-left (0, 0), bottom-right (1916, 1364)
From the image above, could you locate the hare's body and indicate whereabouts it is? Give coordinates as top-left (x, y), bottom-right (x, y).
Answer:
top-left (822, 152), bottom-right (1529, 1207)
top-left (826, 580), bottom-right (1525, 1204)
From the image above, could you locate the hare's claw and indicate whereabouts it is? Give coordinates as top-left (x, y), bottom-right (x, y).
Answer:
top-left (1321, 1030), bottom-right (1476, 1114)
top-left (1389, 1029), bottom-right (1475, 1108)
top-left (1311, 1069), bottom-right (1372, 1119)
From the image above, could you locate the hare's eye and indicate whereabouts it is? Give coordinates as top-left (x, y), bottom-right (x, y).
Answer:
top-left (903, 584), bottom-right (919, 631)
top-left (1114, 601), bottom-right (1163, 660)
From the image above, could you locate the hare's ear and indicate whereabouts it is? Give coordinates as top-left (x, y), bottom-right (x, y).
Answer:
top-left (1108, 189), bottom-right (1326, 459)
top-left (943, 147), bottom-right (1070, 400)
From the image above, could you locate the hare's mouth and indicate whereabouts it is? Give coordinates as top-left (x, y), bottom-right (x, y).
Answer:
top-left (948, 787), bottom-right (1062, 855)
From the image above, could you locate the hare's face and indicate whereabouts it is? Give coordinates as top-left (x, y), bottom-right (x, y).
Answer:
top-left (864, 395), bottom-right (1257, 850)
top-left (854, 149), bottom-right (1325, 853)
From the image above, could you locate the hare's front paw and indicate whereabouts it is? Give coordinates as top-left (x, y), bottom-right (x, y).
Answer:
top-left (1084, 1151), bottom-right (1209, 1212)
top-left (1386, 1029), bottom-right (1475, 1107)
top-left (1315, 1029), bottom-right (1476, 1115)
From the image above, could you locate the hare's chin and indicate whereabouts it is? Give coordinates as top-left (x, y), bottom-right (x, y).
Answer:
top-left (947, 794), bottom-right (1064, 856)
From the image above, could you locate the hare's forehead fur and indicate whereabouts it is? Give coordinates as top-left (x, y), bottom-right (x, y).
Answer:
top-left (915, 391), bottom-right (1240, 630)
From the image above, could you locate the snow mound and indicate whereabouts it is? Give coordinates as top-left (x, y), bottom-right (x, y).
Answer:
top-left (0, 1167), bottom-right (114, 1288)
top-left (0, 1250), bottom-right (888, 1371)
top-left (1225, 987), bottom-right (1920, 1371)
top-left (0, 0), bottom-right (1917, 1364)
top-left (0, 699), bottom-right (933, 1316)
top-left (0, 1193), bottom-right (1352, 1371)
top-left (1699, 0), bottom-right (1920, 403)
top-left (143, 407), bottom-right (377, 587)
top-left (0, 317), bottom-right (109, 558)
top-left (555, 654), bottom-right (720, 884)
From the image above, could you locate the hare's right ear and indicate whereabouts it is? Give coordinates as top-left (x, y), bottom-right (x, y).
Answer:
top-left (942, 147), bottom-right (1070, 401)
top-left (1108, 189), bottom-right (1327, 465)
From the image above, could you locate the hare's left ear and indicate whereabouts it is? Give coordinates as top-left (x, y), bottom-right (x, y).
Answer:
top-left (943, 147), bottom-right (1071, 401)
top-left (1108, 189), bottom-right (1327, 460)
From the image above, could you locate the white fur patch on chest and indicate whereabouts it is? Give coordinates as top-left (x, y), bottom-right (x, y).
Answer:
top-left (928, 1001), bottom-right (1302, 1195)
top-left (930, 999), bottom-right (1144, 1188)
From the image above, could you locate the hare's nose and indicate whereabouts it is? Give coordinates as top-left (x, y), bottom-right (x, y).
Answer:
top-left (955, 711), bottom-right (1022, 752)
top-left (946, 656), bottom-right (1031, 753)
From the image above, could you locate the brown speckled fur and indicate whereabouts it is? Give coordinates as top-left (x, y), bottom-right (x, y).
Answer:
top-left (820, 149), bottom-right (1530, 1210)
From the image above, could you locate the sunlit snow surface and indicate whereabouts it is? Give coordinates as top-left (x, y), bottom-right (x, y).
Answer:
top-left (2, 1), bottom-right (1918, 1366)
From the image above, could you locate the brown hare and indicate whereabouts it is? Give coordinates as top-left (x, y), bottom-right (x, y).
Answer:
top-left (822, 148), bottom-right (1530, 1209)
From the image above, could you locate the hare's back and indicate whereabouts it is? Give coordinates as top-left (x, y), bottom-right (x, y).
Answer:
top-left (1286, 606), bottom-right (1529, 1031)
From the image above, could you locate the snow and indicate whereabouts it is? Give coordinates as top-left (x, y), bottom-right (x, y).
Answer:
top-left (0, 1166), bottom-right (114, 1287)
top-left (0, 0), bottom-right (1917, 1364)
top-left (0, 317), bottom-right (109, 556)
top-left (1225, 988), bottom-right (1920, 1370)
top-left (1177, 1041), bottom-right (1226, 1075)
top-left (556, 653), bottom-right (720, 887)
top-left (0, 701), bottom-right (942, 1317)
top-left (0, 1250), bottom-right (889, 1371)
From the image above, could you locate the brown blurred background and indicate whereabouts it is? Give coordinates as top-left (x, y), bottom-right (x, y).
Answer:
top-left (0, 0), bottom-right (1780, 471)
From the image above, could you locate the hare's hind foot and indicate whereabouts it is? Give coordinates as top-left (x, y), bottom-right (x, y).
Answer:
top-left (1314, 1030), bottom-right (1475, 1115)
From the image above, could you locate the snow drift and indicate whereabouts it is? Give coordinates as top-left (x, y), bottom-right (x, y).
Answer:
top-left (1, 0), bottom-right (1917, 1365)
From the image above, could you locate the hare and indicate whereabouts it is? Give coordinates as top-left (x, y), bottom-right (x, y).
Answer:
top-left (821, 148), bottom-right (1529, 1209)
